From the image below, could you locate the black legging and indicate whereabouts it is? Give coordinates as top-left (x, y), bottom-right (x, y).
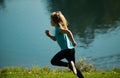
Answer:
top-left (51, 48), bottom-right (84, 78)
top-left (51, 48), bottom-right (75, 67)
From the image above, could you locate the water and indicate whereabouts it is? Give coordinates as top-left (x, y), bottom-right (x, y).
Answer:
top-left (0, 0), bottom-right (120, 70)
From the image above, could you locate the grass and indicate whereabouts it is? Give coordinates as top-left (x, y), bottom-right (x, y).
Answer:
top-left (0, 66), bottom-right (120, 78)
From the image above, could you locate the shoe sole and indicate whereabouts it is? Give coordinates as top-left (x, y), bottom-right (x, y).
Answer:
top-left (71, 61), bottom-right (77, 75)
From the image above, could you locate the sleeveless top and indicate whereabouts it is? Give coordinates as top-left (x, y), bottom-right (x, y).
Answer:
top-left (55, 26), bottom-right (74, 50)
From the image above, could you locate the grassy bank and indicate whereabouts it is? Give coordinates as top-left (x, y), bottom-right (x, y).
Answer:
top-left (0, 66), bottom-right (120, 78)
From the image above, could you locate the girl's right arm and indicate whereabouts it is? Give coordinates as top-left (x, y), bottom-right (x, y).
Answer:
top-left (45, 30), bottom-right (56, 41)
top-left (60, 29), bottom-right (77, 46)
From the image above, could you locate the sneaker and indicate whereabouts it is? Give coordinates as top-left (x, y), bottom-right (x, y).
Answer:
top-left (68, 61), bottom-right (77, 75)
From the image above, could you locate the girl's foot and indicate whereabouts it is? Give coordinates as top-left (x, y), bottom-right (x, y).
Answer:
top-left (68, 61), bottom-right (77, 75)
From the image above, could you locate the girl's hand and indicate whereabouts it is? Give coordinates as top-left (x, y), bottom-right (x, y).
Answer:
top-left (45, 30), bottom-right (50, 37)
top-left (45, 30), bottom-right (56, 41)
top-left (72, 41), bottom-right (77, 46)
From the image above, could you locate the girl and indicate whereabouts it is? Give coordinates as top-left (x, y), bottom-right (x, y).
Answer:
top-left (45, 11), bottom-right (84, 78)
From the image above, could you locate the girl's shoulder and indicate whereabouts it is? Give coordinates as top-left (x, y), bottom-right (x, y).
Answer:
top-left (56, 26), bottom-right (64, 31)
top-left (56, 26), bottom-right (67, 35)
top-left (55, 26), bottom-right (61, 33)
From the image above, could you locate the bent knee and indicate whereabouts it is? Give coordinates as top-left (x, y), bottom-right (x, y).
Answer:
top-left (50, 59), bottom-right (56, 65)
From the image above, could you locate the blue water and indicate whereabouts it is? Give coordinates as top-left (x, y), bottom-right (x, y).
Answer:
top-left (0, 0), bottom-right (120, 70)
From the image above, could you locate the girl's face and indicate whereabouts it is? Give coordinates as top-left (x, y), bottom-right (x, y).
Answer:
top-left (51, 18), bottom-right (57, 27)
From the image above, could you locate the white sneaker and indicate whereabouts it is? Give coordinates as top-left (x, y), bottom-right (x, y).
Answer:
top-left (69, 61), bottom-right (77, 75)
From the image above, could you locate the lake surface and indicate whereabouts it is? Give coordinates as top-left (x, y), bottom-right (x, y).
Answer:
top-left (0, 0), bottom-right (120, 70)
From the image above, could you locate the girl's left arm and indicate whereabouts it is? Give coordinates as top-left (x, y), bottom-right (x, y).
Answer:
top-left (45, 30), bottom-right (56, 41)
top-left (60, 29), bottom-right (77, 46)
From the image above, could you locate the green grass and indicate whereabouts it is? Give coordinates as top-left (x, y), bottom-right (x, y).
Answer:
top-left (0, 66), bottom-right (120, 78)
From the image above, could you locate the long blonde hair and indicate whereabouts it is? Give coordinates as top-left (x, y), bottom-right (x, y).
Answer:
top-left (51, 11), bottom-right (68, 29)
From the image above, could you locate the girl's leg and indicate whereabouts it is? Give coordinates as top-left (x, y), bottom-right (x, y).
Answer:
top-left (76, 69), bottom-right (84, 78)
top-left (50, 50), bottom-right (68, 67)
top-left (51, 49), bottom-right (84, 78)
top-left (65, 49), bottom-right (77, 74)
top-left (65, 49), bottom-right (84, 78)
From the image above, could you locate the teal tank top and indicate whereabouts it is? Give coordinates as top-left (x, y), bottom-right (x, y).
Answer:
top-left (55, 26), bottom-right (74, 50)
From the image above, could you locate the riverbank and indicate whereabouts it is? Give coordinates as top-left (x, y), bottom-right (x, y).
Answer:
top-left (0, 66), bottom-right (120, 78)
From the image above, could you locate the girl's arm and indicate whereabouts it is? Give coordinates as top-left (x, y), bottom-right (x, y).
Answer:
top-left (45, 30), bottom-right (56, 41)
top-left (60, 29), bottom-right (77, 46)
